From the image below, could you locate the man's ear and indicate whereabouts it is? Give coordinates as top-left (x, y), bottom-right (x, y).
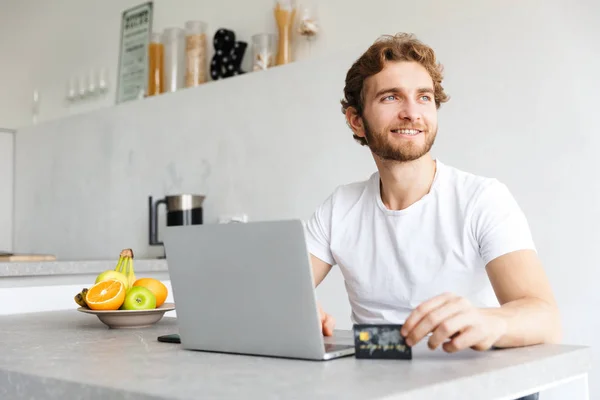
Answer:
top-left (345, 107), bottom-right (366, 140)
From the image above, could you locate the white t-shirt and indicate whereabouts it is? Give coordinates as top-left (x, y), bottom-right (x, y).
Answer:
top-left (305, 159), bottom-right (536, 324)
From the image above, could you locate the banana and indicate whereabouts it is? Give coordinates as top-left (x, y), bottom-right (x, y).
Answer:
top-left (125, 256), bottom-right (136, 288)
top-left (114, 248), bottom-right (136, 289)
top-left (74, 293), bottom-right (85, 307)
top-left (114, 256), bottom-right (124, 274)
top-left (74, 288), bottom-right (89, 308)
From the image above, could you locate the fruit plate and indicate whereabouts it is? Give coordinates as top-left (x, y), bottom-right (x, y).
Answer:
top-left (77, 303), bottom-right (175, 329)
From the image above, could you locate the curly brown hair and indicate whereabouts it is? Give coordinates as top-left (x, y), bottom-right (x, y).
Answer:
top-left (341, 33), bottom-right (449, 146)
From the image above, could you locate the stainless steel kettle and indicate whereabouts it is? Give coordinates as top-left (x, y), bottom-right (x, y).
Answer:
top-left (149, 194), bottom-right (205, 246)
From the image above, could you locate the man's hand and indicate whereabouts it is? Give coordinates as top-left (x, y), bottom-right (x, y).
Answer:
top-left (318, 304), bottom-right (335, 336)
top-left (400, 292), bottom-right (507, 353)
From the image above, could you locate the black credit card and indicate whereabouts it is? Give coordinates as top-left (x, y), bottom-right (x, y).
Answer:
top-left (353, 324), bottom-right (412, 360)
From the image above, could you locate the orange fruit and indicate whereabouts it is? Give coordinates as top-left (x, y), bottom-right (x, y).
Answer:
top-left (85, 279), bottom-right (126, 310)
top-left (133, 278), bottom-right (168, 307)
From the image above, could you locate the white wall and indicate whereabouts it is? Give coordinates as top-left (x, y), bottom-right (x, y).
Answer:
top-left (4, 0), bottom-right (599, 398)
top-left (13, 49), bottom-right (373, 260)
top-left (0, 130), bottom-right (13, 252)
top-left (5, 0), bottom-right (594, 129)
top-left (0, 0), bottom-right (316, 130)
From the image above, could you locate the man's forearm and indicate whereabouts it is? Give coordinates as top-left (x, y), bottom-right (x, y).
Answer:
top-left (483, 297), bottom-right (562, 348)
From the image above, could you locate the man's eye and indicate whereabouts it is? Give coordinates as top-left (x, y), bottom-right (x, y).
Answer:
top-left (420, 95), bottom-right (432, 101)
top-left (383, 95), bottom-right (396, 101)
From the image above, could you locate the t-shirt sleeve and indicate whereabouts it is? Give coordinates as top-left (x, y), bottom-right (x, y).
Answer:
top-left (304, 192), bottom-right (336, 266)
top-left (471, 180), bottom-right (537, 266)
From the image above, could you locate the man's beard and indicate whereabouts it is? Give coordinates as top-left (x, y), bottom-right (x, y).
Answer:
top-left (363, 118), bottom-right (437, 162)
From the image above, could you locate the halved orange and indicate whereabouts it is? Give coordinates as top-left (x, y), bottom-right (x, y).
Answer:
top-left (85, 279), bottom-right (125, 310)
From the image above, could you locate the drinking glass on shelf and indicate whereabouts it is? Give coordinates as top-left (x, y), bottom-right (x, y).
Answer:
top-left (251, 33), bottom-right (276, 71)
top-left (78, 74), bottom-right (87, 98)
top-left (88, 69), bottom-right (97, 95)
top-left (297, 2), bottom-right (319, 56)
top-left (98, 68), bottom-right (109, 93)
top-left (67, 77), bottom-right (77, 101)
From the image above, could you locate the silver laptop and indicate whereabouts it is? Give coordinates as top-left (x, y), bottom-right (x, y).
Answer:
top-left (163, 219), bottom-right (355, 361)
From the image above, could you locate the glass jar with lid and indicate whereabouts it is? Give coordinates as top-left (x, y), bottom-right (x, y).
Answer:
top-left (162, 27), bottom-right (185, 92)
top-left (147, 32), bottom-right (164, 96)
top-left (185, 21), bottom-right (208, 87)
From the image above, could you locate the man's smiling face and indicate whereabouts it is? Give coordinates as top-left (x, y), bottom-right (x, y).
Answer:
top-left (357, 60), bottom-right (439, 162)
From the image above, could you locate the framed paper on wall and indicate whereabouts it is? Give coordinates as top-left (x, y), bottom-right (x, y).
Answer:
top-left (116, 1), bottom-right (153, 104)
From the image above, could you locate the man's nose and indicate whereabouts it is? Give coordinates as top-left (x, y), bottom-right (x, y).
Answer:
top-left (398, 101), bottom-right (421, 122)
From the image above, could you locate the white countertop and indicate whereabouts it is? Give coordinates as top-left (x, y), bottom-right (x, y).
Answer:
top-left (0, 309), bottom-right (591, 400)
top-left (0, 258), bottom-right (168, 277)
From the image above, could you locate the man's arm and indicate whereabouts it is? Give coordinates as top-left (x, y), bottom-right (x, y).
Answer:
top-left (483, 249), bottom-right (561, 347)
top-left (311, 254), bottom-right (333, 287)
top-left (401, 181), bottom-right (562, 352)
top-left (401, 250), bottom-right (561, 352)
top-left (304, 189), bottom-right (337, 336)
top-left (310, 254), bottom-right (336, 336)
